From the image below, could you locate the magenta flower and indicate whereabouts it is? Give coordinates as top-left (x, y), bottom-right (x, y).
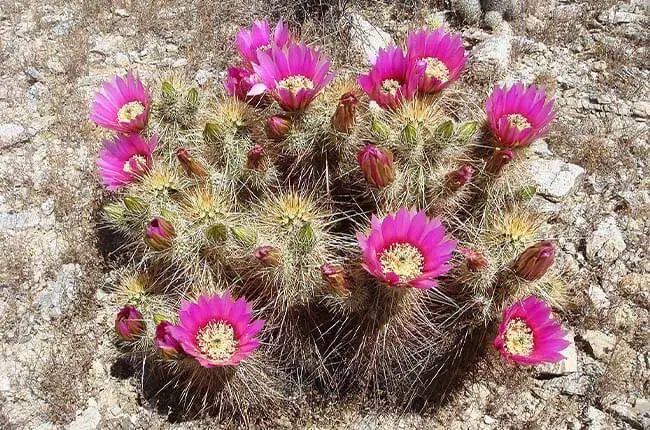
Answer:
top-left (235, 19), bottom-right (292, 66)
top-left (168, 292), bottom-right (265, 368)
top-left (115, 306), bottom-right (145, 340)
top-left (145, 217), bottom-right (175, 251)
top-left (494, 296), bottom-right (569, 365)
top-left (485, 83), bottom-right (555, 148)
top-left (406, 27), bottom-right (466, 93)
top-left (224, 66), bottom-right (263, 103)
top-left (357, 46), bottom-right (425, 109)
top-left (357, 208), bottom-right (457, 289)
top-left (90, 71), bottom-right (152, 134)
top-left (251, 42), bottom-right (335, 111)
top-left (97, 133), bottom-right (157, 191)
top-left (154, 321), bottom-right (185, 359)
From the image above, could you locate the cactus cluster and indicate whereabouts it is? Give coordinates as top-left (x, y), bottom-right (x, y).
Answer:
top-left (451, 0), bottom-right (522, 24)
top-left (92, 20), bottom-right (568, 423)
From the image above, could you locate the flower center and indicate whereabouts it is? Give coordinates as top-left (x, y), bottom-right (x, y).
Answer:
top-left (277, 75), bottom-right (314, 93)
top-left (504, 318), bottom-right (534, 356)
top-left (379, 242), bottom-right (424, 281)
top-left (257, 43), bottom-right (272, 53)
top-left (422, 57), bottom-right (449, 82)
top-left (196, 321), bottom-right (237, 363)
top-left (122, 154), bottom-right (148, 174)
top-left (380, 79), bottom-right (401, 96)
top-left (507, 113), bottom-right (532, 130)
top-left (117, 101), bottom-right (145, 123)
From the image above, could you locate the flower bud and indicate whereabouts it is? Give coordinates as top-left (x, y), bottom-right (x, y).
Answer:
top-left (331, 91), bottom-right (359, 133)
top-left (123, 196), bottom-right (147, 212)
top-left (145, 217), bottom-right (176, 251)
top-left (486, 148), bottom-right (514, 176)
top-left (231, 226), bottom-right (257, 248)
top-left (320, 264), bottom-right (350, 296)
top-left (437, 120), bottom-right (454, 138)
top-left (115, 306), bottom-right (145, 340)
top-left (401, 123), bottom-right (418, 144)
top-left (457, 121), bottom-right (478, 141)
top-left (203, 122), bottom-right (221, 143)
top-left (245, 144), bottom-right (265, 170)
top-left (206, 223), bottom-right (228, 243)
top-left (154, 320), bottom-right (184, 359)
top-left (446, 165), bottom-right (476, 190)
top-left (296, 222), bottom-right (316, 251)
top-left (371, 119), bottom-right (389, 138)
top-left (176, 147), bottom-right (208, 177)
top-left (458, 246), bottom-right (488, 272)
top-left (266, 115), bottom-right (291, 139)
top-left (104, 203), bottom-right (125, 222)
top-left (357, 144), bottom-right (395, 188)
top-left (514, 240), bottom-right (555, 281)
top-left (254, 246), bottom-right (281, 266)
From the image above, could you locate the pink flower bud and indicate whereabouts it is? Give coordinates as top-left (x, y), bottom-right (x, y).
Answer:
top-left (458, 246), bottom-right (488, 272)
top-left (514, 240), bottom-right (555, 281)
top-left (254, 245), bottom-right (281, 266)
top-left (154, 320), bottom-right (184, 359)
top-left (115, 306), bottom-right (145, 340)
top-left (145, 217), bottom-right (176, 251)
top-left (320, 263), bottom-right (350, 296)
top-left (176, 147), bottom-right (208, 177)
top-left (446, 164), bottom-right (476, 190)
top-left (246, 144), bottom-right (266, 170)
top-left (266, 115), bottom-right (291, 139)
top-left (486, 148), bottom-right (514, 176)
top-left (331, 91), bottom-right (359, 133)
top-left (357, 144), bottom-right (395, 188)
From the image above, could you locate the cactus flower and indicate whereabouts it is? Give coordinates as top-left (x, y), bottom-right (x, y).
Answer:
top-left (320, 263), bottom-right (350, 296)
top-left (250, 42), bottom-right (335, 111)
top-left (485, 83), bottom-right (555, 148)
top-left (357, 144), bottom-right (395, 188)
top-left (486, 148), bottom-right (514, 175)
top-left (168, 292), bottom-right (265, 367)
top-left (446, 164), bottom-right (475, 190)
top-left (514, 241), bottom-right (555, 281)
top-left (254, 245), bottom-right (281, 266)
top-left (90, 71), bottom-right (152, 134)
top-left (266, 115), bottom-right (291, 139)
top-left (235, 19), bottom-right (292, 66)
top-left (357, 46), bottom-right (425, 109)
top-left (224, 66), bottom-right (264, 104)
top-left (331, 91), bottom-right (359, 133)
top-left (406, 27), bottom-right (467, 94)
top-left (458, 246), bottom-right (488, 271)
top-left (115, 305), bottom-right (145, 340)
top-left (145, 217), bottom-right (175, 250)
top-left (154, 320), bottom-right (184, 359)
top-left (97, 133), bottom-right (157, 191)
top-left (357, 208), bottom-right (456, 289)
top-left (494, 295), bottom-right (569, 365)
top-left (176, 147), bottom-right (208, 177)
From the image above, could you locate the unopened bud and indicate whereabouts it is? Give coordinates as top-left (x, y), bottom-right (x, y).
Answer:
top-left (104, 203), bottom-right (125, 222)
top-left (123, 196), bottom-right (148, 212)
top-left (203, 122), bottom-right (221, 142)
top-left (331, 91), bottom-right (359, 133)
top-left (437, 120), bottom-right (454, 138)
top-left (371, 119), bottom-right (390, 139)
top-left (206, 223), bottom-right (228, 243)
top-left (254, 246), bottom-right (281, 266)
top-left (514, 240), bottom-right (555, 281)
top-left (320, 263), bottom-right (350, 296)
top-left (266, 115), bottom-right (291, 139)
top-left (446, 164), bottom-right (476, 190)
top-left (486, 148), bottom-right (514, 176)
top-left (115, 306), bottom-right (145, 340)
top-left (457, 121), bottom-right (478, 141)
top-left (357, 144), bottom-right (395, 188)
top-left (458, 246), bottom-right (488, 272)
top-left (186, 87), bottom-right (199, 105)
top-left (231, 226), bottom-right (257, 248)
top-left (297, 222), bottom-right (316, 251)
top-left (246, 144), bottom-right (266, 170)
top-left (176, 147), bottom-right (208, 177)
top-left (145, 217), bottom-right (176, 251)
top-left (154, 320), bottom-right (184, 360)
top-left (401, 123), bottom-right (418, 144)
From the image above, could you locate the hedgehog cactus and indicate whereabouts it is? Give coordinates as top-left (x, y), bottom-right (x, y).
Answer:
top-left (93, 20), bottom-right (570, 422)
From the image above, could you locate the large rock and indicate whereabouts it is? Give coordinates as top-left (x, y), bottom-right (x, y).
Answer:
top-left (33, 263), bottom-right (83, 319)
top-left (580, 330), bottom-right (617, 361)
top-left (350, 14), bottom-right (394, 64)
top-left (526, 159), bottom-right (585, 201)
top-left (469, 35), bottom-right (512, 80)
top-left (586, 217), bottom-right (626, 263)
top-left (0, 123), bottom-right (30, 149)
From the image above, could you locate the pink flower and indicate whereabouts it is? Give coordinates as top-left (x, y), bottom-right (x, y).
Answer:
top-left (145, 217), bottom-right (175, 251)
top-left (357, 46), bottom-right (425, 109)
top-left (446, 164), bottom-right (475, 190)
top-left (224, 66), bottom-right (263, 103)
top-left (485, 83), bottom-right (555, 148)
top-left (235, 19), bottom-right (292, 66)
top-left (357, 208), bottom-right (457, 289)
top-left (406, 27), bottom-right (466, 93)
top-left (357, 144), bottom-right (395, 188)
top-left (169, 292), bottom-right (264, 368)
top-left (251, 42), bottom-right (335, 111)
top-left (115, 306), bottom-right (144, 340)
top-left (494, 296), bottom-right (569, 365)
top-left (90, 71), bottom-right (152, 134)
top-left (154, 321), bottom-right (184, 359)
top-left (97, 133), bottom-right (157, 191)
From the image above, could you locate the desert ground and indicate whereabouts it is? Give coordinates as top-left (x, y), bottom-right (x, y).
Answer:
top-left (0, 0), bottom-right (648, 428)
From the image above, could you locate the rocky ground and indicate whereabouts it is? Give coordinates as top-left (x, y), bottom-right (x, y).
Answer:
top-left (0, 0), bottom-right (648, 428)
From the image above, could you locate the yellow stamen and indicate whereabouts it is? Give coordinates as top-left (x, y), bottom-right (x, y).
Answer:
top-left (379, 242), bottom-right (424, 281)
top-left (422, 57), bottom-right (449, 82)
top-left (504, 318), bottom-right (534, 356)
top-left (117, 101), bottom-right (145, 123)
top-left (277, 75), bottom-right (314, 94)
top-left (196, 321), bottom-right (237, 362)
top-left (122, 154), bottom-right (147, 174)
top-left (380, 79), bottom-right (401, 96)
top-left (507, 113), bottom-right (532, 130)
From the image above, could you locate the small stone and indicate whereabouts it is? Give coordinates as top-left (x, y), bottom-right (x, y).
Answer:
top-left (632, 101), bottom-right (650, 118)
top-left (350, 14), bottom-right (394, 64)
top-left (114, 8), bottom-right (130, 17)
top-left (195, 69), bottom-right (213, 86)
top-left (483, 415), bottom-right (496, 425)
top-left (0, 123), bottom-right (29, 149)
top-left (526, 159), bottom-right (585, 202)
top-left (172, 58), bottom-right (188, 68)
top-left (538, 331), bottom-right (577, 376)
top-left (592, 60), bottom-right (607, 72)
top-left (113, 53), bottom-right (130, 67)
top-left (69, 399), bottom-right (102, 430)
top-left (587, 285), bottom-right (610, 310)
top-left (580, 330), bottom-right (617, 361)
top-left (586, 217), bottom-right (626, 263)
top-left (25, 67), bottom-right (44, 83)
top-left (585, 406), bottom-right (613, 429)
top-left (165, 43), bottom-right (179, 53)
top-left (530, 139), bottom-right (553, 157)
top-left (33, 263), bottom-right (82, 318)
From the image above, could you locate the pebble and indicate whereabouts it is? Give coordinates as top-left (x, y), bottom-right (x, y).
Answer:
top-left (586, 217), bottom-right (627, 263)
top-left (526, 159), bottom-right (585, 202)
top-left (580, 330), bottom-right (617, 361)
